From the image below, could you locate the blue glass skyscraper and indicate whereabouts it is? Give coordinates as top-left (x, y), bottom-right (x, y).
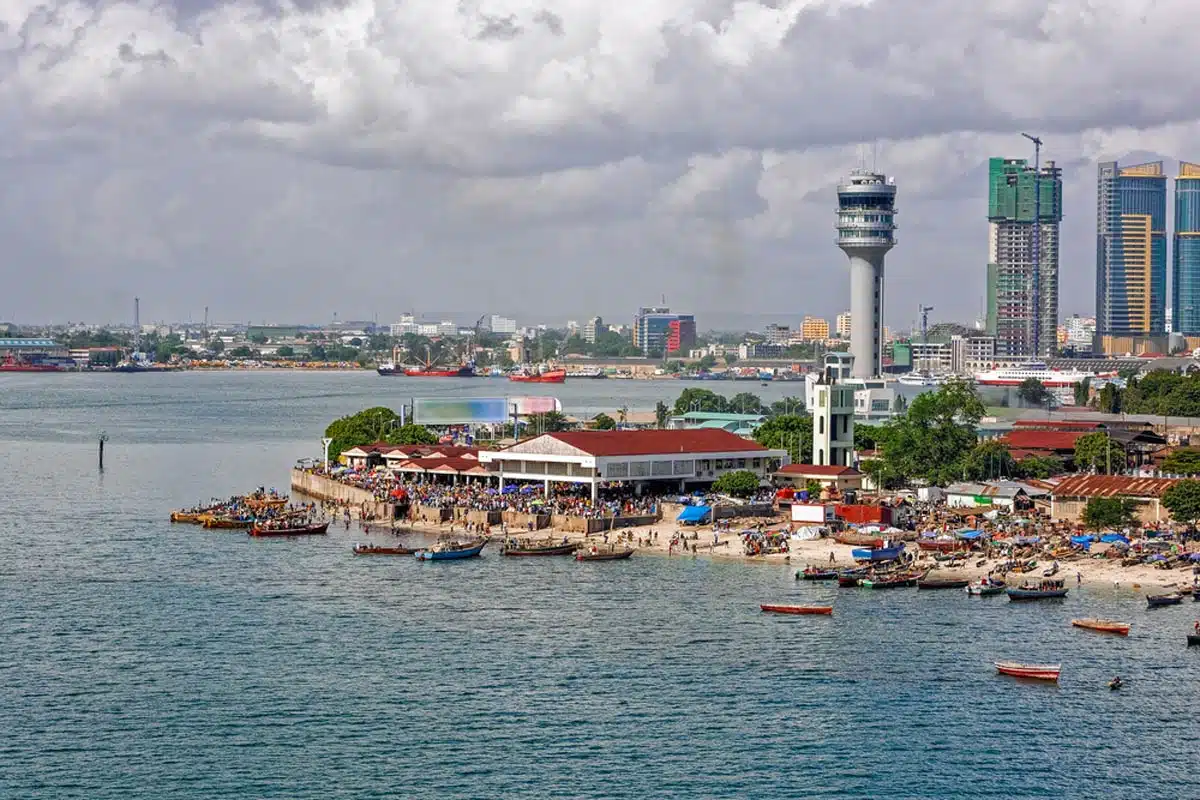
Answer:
top-left (1174, 162), bottom-right (1200, 336)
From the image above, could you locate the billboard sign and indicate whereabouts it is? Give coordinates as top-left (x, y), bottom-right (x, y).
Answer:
top-left (413, 397), bottom-right (510, 425)
top-left (511, 396), bottom-right (561, 415)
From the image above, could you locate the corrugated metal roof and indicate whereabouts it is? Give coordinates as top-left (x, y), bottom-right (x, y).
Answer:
top-left (543, 429), bottom-right (770, 457)
top-left (1002, 430), bottom-right (1088, 450)
top-left (1050, 474), bottom-right (1179, 498)
top-left (776, 464), bottom-right (861, 477)
top-left (945, 482), bottom-right (1025, 499)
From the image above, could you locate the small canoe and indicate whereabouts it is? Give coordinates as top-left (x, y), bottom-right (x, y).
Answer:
top-left (760, 604), bottom-right (833, 616)
top-left (1147, 593), bottom-right (1184, 607)
top-left (833, 531), bottom-right (884, 548)
top-left (798, 567), bottom-right (839, 581)
top-left (1007, 587), bottom-right (1068, 601)
top-left (575, 548), bottom-right (634, 562)
top-left (170, 511), bottom-right (208, 524)
top-left (1071, 618), bottom-right (1131, 636)
top-left (202, 517), bottom-right (253, 530)
top-left (353, 543), bottom-right (417, 555)
top-left (918, 539), bottom-right (961, 553)
top-left (995, 661), bottom-right (1061, 681)
top-left (861, 574), bottom-right (918, 589)
top-left (966, 580), bottom-right (1006, 596)
top-left (249, 522), bottom-right (330, 537)
top-left (1187, 634), bottom-right (1200, 647)
top-left (917, 576), bottom-right (970, 590)
top-left (501, 543), bottom-right (578, 557)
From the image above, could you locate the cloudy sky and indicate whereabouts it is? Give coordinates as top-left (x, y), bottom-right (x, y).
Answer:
top-left (1, 0), bottom-right (1194, 331)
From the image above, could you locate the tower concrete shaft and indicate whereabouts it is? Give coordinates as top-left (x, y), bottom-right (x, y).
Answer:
top-left (836, 170), bottom-right (896, 379)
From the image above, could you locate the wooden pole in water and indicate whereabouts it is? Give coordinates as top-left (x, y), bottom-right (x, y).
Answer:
top-left (99, 430), bottom-right (108, 471)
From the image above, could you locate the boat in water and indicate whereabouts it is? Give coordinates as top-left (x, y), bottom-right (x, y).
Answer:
top-left (1188, 633), bottom-right (1200, 647)
top-left (509, 367), bottom-right (566, 383)
top-left (249, 521), bottom-right (329, 537)
top-left (917, 574), bottom-right (970, 590)
top-left (837, 568), bottom-right (871, 587)
top-left (966, 579), bottom-right (1006, 596)
top-left (895, 372), bottom-right (945, 387)
top-left (1147, 593), bottom-right (1184, 607)
top-left (797, 566), bottom-right (839, 581)
top-left (861, 572), bottom-right (920, 589)
top-left (353, 543), bottom-right (418, 555)
top-left (995, 661), bottom-right (1061, 682)
top-left (1071, 618), bottom-right (1131, 636)
top-left (0, 353), bottom-right (67, 373)
top-left (760, 604), bottom-right (833, 616)
top-left (973, 361), bottom-right (1105, 388)
top-left (1007, 579), bottom-right (1068, 601)
top-left (500, 539), bottom-right (577, 556)
top-left (403, 364), bottom-right (475, 378)
top-left (415, 539), bottom-right (487, 560)
top-left (202, 516), bottom-right (254, 530)
top-left (575, 545), bottom-right (634, 562)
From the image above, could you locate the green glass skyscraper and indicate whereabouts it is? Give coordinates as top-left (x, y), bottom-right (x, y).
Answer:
top-left (986, 157), bottom-right (1063, 357)
top-left (1174, 162), bottom-right (1200, 336)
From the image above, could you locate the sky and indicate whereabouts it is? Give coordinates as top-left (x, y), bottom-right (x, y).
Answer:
top-left (2, 0), bottom-right (1196, 331)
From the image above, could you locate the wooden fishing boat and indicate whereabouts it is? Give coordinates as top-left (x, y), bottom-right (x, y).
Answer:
top-left (1187, 633), bottom-right (1200, 647)
top-left (1146, 593), bottom-right (1184, 607)
top-left (1007, 580), bottom-right (1068, 601)
top-left (837, 567), bottom-right (870, 587)
top-left (246, 497), bottom-right (289, 510)
top-left (170, 511), bottom-right (208, 524)
top-left (995, 661), bottom-right (1061, 681)
top-left (575, 547), bottom-right (634, 562)
top-left (249, 521), bottom-right (329, 537)
top-left (352, 543), bottom-right (418, 555)
top-left (1071, 618), bottom-right (1131, 636)
top-left (760, 604), bottom-right (833, 616)
top-left (500, 541), bottom-right (578, 557)
top-left (852, 543), bottom-right (906, 563)
top-left (833, 531), bottom-right (884, 548)
top-left (202, 516), bottom-right (253, 530)
top-left (861, 573), bottom-right (918, 589)
top-left (917, 575), bottom-right (970, 590)
top-left (798, 566), bottom-right (839, 581)
top-left (918, 538), bottom-right (961, 553)
top-left (966, 580), bottom-right (1006, 596)
top-left (415, 539), bottom-right (487, 560)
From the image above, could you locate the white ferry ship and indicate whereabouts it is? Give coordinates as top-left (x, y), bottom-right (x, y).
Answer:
top-left (973, 362), bottom-right (1105, 388)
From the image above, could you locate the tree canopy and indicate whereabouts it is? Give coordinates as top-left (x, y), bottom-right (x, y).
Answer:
top-left (963, 440), bottom-right (1015, 481)
top-left (1081, 497), bottom-right (1137, 530)
top-left (1162, 448), bottom-right (1200, 476)
top-left (878, 379), bottom-right (984, 485)
top-left (1162, 479), bottom-right (1200, 525)
top-left (1073, 432), bottom-right (1125, 473)
top-left (1017, 378), bottom-right (1054, 407)
top-left (753, 414), bottom-right (812, 463)
top-left (324, 407), bottom-right (436, 460)
top-left (712, 470), bottom-right (761, 498)
top-left (593, 413), bottom-right (617, 430)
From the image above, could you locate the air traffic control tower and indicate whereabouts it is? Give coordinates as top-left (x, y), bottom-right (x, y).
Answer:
top-left (836, 170), bottom-right (897, 379)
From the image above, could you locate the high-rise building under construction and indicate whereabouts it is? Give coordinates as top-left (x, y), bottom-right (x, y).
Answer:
top-left (985, 157), bottom-right (1063, 358)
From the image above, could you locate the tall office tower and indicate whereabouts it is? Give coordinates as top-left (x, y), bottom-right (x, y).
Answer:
top-left (1174, 162), bottom-right (1200, 336)
top-left (632, 307), bottom-right (695, 355)
top-left (835, 311), bottom-right (852, 339)
top-left (836, 170), bottom-right (896, 379)
top-left (985, 157), bottom-right (1064, 358)
top-left (1096, 161), bottom-right (1167, 351)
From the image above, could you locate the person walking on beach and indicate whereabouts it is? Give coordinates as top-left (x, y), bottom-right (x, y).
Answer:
top-left (829, 551), bottom-right (836, 564)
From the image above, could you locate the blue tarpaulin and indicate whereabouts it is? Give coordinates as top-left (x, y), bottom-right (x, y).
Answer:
top-left (676, 505), bottom-right (712, 523)
top-left (1071, 534), bottom-right (1098, 547)
top-left (957, 529), bottom-right (986, 540)
top-left (1100, 533), bottom-right (1130, 545)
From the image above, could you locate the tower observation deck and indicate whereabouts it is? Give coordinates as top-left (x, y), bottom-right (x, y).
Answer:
top-left (836, 170), bottom-right (897, 379)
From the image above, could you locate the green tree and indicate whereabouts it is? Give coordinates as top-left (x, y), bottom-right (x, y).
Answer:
top-left (388, 424), bottom-right (439, 446)
top-left (728, 392), bottom-right (766, 415)
top-left (1163, 448), bottom-right (1200, 476)
top-left (229, 345), bottom-right (255, 358)
top-left (753, 414), bottom-right (812, 463)
top-left (712, 470), bottom-right (761, 498)
top-left (1097, 382), bottom-right (1121, 413)
top-left (309, 344), bottom-right (327, 361)
top-left (1013, 455), bottom-right (1065, 479)
top-left (963, 440), bottom-right (1015, 481)
top-left (276, 345), bottom-right (295, 358)
top-left (1074, 432), bottom-right (1125, 473)
top-left (723, 353), bottom-right (739, 366)
top-left (526, 411), bottom-right (569, 433)
top-left (1072, 378), bottom-right (1091, 407)
top-left (1017, 378), bottom-right (1053, 407)
top-left (654, 401), bottom-right (670, 429)
top-left (698, 354), bottom-right (717, 370)
top-left (805, 479), bottom-right (823, 497)
top-left (673, 388), bottom-right (728, 415)
top-left (1162, 479), bottom-right (1200, 526)
top-left (770, 397), bottom-right (805, 417)
top-left (878, 379), bottom-right (984, 485)
top-left (1117, 365), bottom-right (1140, 381)
top-left (593, 413), bottom-right (617, 430)
top-left (324, 406), bottom-right (402, 459)
top-left (208, 338), bottom-right (225, 354)
top-left (854, 424), bottom-right (886, 451)
top-left (1081, 497), bottom-right (1137, 530)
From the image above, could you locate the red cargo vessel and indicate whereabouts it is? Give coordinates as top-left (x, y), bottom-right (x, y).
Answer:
top-left (509, 368), bottom-right (566, 383)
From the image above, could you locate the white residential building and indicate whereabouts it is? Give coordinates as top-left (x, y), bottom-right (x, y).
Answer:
top-left (835, 311), bottom-right (852, 339)
top-left (489, 315), bottom-right (518, 334)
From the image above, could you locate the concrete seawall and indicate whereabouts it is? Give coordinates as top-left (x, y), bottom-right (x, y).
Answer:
top-left (290, 470), bottom-right (392, 518)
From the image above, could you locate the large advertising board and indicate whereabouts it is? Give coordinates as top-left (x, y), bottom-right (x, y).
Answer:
top-left (413, 397), bottom-right (510, 425)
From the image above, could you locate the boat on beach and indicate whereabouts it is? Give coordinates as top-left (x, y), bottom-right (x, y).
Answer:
top-left (249, 521), bottom-right (329, 537)
top-left (851, 543), bottom-right (906, 562)
top-left (575, 546), bottom-right (634, 562)
top-left (1007, 579), bottom-right (1068, 601)
top-left (415, 539), bottom-right (487, 560)
top-left (1147, 593), bottom-right (1184, 607)
top-left (501, 540), bottom-right (578, 556)
top-left (917, 538), bottom-right (963, 553)
top-left (760, 604), bottom-right (833, 616)
top-left (353, 543), bottom-right (418, 555)
top-left (995, 661), bottom-right (1061, 681)
top-left (1071, 618), bottom-right (1131, 636)
top-left (834, 531), bottom-right (885, 548)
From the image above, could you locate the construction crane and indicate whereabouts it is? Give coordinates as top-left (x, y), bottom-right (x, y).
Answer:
top-left (918, 305), bottom-right (933, 373)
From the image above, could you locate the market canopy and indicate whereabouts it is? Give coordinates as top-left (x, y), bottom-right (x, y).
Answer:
top-left (676, 505), bottom-right (712, 523)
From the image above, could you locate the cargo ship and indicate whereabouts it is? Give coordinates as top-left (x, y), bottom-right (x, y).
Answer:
top-left (0, 353), bottom-right (66, 372)
top-left (509, 367), bottom-right (566, 384)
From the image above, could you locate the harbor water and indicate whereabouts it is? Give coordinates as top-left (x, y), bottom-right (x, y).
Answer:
top-left (1, 372), bottom-right (1197, 798)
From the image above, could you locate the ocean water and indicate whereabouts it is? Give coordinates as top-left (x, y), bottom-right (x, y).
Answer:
top-left (1, 372), bottom-right (1197, 798)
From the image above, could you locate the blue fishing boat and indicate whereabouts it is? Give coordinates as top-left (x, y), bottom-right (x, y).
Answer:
top-left (851, 543), bottom-right (906, 562)
top-left (1006, 579), bottom-right (1068, 601)
top-left (414, 539), bottom-right (487, 561)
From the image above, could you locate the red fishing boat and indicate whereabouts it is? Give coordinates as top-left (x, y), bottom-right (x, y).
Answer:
top-left (994, 661), bottom-right (1061, 681)
top-left (509, 368), bottom-right (566, 383)
top-left (1071, 618), bottom-right (1131, 636)
top-left (760, 604), bottom-right (833, 616)
top-left (249, 521), bottom-right (330, 537)
top-left (918, 538), bottom-right (962, 553)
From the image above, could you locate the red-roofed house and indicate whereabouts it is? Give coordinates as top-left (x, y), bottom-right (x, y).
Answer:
top-left (772, 464), bottom-right (864, 493)
top-left (1000, 429), bottom-right (1089, 459)
top-left (479, 430), bottom-right (787, 500)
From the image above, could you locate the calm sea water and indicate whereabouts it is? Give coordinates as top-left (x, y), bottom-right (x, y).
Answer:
top-left (1, 372), bottom-right (1196, 798)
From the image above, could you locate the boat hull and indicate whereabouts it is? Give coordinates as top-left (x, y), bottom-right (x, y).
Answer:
top-left (1147, 594), bottom-right (1184, 607)
top-left (1071, 618), bottom-right (1131, 635)
top-left (852, 544), bottom-right (905, 562)
top-left (575, 549), bottom-right (634, 561)
top-left (509, 369), bottom-right (567, 383)
top-left (966, 583), bottom-right (1006, 596)
top-left (760, 604), bottom-right (833, 616)
top-left (1006, 589), bottom-right (1068, 601)
top-left (501, 543), bottom-right (578, 556)
top-left (404, 367), bottom-right (475, 378)
top-left (799, 569), bottom-right (839, 581)
top-left (249, 522), bottom-right (330, 537)
top-left (995, 662), bottom-right (1061, 681)
top-left (918, 578), bottom-right (970, 590)
top-left (202, 518), bottom-right (253, 529)
top-left (415, 541), bottom-right (487, 560)
top-left (353, 545), bottom-right (417, 555)
top-left (1188, 634), bottom-right (1200, 647)
top-left (834, 532), bottom-right (884, 548)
